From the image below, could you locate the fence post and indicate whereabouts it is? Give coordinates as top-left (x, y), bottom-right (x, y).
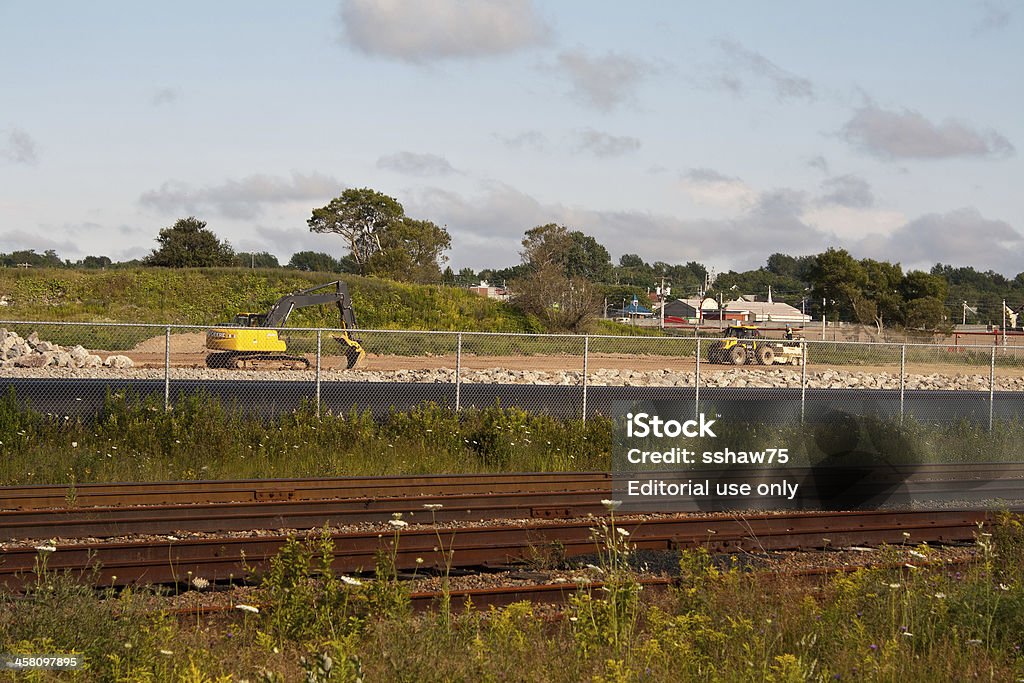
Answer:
top-left (900, 344), bottom-right (906, 426)
top-left (990, 345), bottom-right (996, 432)
top-left (800, 339), bottom-right (807, 424)
top-left (315, 329), bottom-right (322, 418)
top-left (455, 332), bottom-right (462, 413)
top-left (164, 325), bottom-right (171, 412)
top-left (582, 335), bottom-right (589, 422)
top-left (694, 337), bottom-right (701, 420)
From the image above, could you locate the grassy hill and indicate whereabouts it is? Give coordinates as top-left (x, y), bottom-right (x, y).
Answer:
top-left (0, 267), bottom-right (536, 332)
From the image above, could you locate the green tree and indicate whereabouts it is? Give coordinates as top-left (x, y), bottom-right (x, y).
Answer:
top-left (307, 188), bottom-right (404, 273)
top-left (510, 224), bottom-right (600, 332)
top-left (79, 255), bottom-right (112, 269)
top-left (287, 251), bottom-right (342, 273)
top-left (904, 296), bottom-right (950, 331)
top-left (807, 248), bottom-right (867, 320)
top-left (365, 218), bottom-right (451, 284)
top-left (899, 270), bottom-right (948, 302)
top-left (860, 258), bottom-right (904, 329)
top-left (618, 253), bottom-right (645, 269)
top-left (565, 231), bottom-right (612, 282)
top-left (144, 217), bottom-right (234, 267)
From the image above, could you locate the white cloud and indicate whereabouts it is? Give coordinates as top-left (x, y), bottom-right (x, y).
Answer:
top-left (555, 49), bottom-right (654, 111)
top-left (841, 103), bottom-right (1015, 160)
top-left (0, 230), bottom-right (78, 254)
top-left (339, 0), bottom-right (550, 62)
top-left (802, 205), bottom-right (907, 241)
top-left (853, 207), bottom-right (1024, 274)
top-left (678, 168), bottom-right (758, 209)
top-left (1, 128), bottom-right (38, 164)
top-left (571, 129), bottom-right (641, 158)
top-left (377, 152), bottom-right (458, 176)
top-left (139, 172), bottom-right (341, 220)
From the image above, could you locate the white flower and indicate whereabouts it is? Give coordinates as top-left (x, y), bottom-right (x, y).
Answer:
top-left (235, 604), bottom-right (259, 614)
top-left (339, 575), bottom-right (363, 586)
top-left (71, 441), bottom-right (78, 448)
top-left (908, 550), bottom-right (927, 559)
top-left (999, 583), bottom-right (1010, 591)
top-left (966, 639), bottom-right (982, 645)
top-left (35, 545), bottom-right (57, 553)
top-left (901, 631), bottom-right (913, 637)
top-left (903, 564), bottom-right (919, 570)
top-left (159, 650), bottom-right (174, 656)
top-left (423, 503), bottom-right (443, 510)
top-left (601, 499), bottom-right (622, 510)
top-left (934, 593), bottom-right (946, 599)
top-left (191, 576), bottom-right (210, 590)
top-left (616, 528), bottom-right (630, 537)
top-left (902, 532), bottom-right (911, 538)
top-left (388, 519), bottom-right (409, 529)
top-left (888, 583), bottom-right (901, 589)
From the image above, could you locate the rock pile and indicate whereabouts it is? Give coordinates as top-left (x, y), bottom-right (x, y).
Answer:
top-left (0, 329), bottom-right (133, 369)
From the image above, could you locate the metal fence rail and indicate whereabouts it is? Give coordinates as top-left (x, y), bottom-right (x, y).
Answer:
top-left (0, 320), bottom-right (1021, 427)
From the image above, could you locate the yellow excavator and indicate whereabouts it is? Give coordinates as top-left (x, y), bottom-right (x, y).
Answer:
top-left (205, 280), bottom-right (365, 370)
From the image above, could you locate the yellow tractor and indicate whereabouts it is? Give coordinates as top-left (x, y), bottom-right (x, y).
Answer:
top-left (206, 280), bottom-right (365, 370)
top-left (706, 324), bottom-right (803, 365)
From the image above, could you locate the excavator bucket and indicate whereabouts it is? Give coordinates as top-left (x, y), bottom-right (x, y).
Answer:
top-left (334, 334), bottom-right (366, 369)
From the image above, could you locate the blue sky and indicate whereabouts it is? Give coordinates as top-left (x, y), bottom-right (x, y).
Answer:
top-left (1, 1), bottom-right (1021, 280)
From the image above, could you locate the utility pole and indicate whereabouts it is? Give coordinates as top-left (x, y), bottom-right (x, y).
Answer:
top-left (963, 301), bottom-right (967, 326)
top-left (1003, 300), bottom-right (1007, 347)
top-left (821, 298), bottom-right (826, 340)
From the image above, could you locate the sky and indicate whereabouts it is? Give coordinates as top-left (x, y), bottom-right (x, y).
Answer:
top-left (1, 1), bottom-right (1022, 283)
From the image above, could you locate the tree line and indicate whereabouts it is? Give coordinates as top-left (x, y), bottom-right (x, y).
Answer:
top-left (5, 186), bottom-right (1023, 332)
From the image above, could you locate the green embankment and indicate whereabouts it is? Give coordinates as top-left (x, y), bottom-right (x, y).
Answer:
top-left (0, 267), bottom-right (535, 332)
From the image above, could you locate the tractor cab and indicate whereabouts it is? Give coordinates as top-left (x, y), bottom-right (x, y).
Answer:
top-left (725, 325), bottom-right (761, 339)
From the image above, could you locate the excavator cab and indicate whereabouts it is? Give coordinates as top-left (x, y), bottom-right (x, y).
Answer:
top-left (231, 313), bottom-right (267, 327)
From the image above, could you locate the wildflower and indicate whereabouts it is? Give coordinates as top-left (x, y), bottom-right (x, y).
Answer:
top-left (902, 532), bottom-right (911, 538)
top-left (71, 441), bottom-right (78, 448)
top-left (124, 642), bottom-right (132, 650)
top-left (191, 576), bottom-right (210, 590)
top-left (601, 499), bottom-right (622, 510)
top-left (888, 583), bottom-right (901, 589)
top-left (901, 632), bottom-right (913, 638)
top-left (934, 592), bottom-right (946, 599)
top-left (416, 557), bottom-right (424, 564)
top-left (389, 519), bottom-right (409, 529)
top-left (904, 564), bottom-right (919, 570)
top-left (423, 503), bottom-right (443, 510)
top-left (966, 639), bottom-right (982, 645)
top-left (909, 550), bottom-right (927, 559)
top-left (35, 545), bottom-right (57, 553)
top-left (999, 583), bottom-right (1010, 591)
top-left (339, 575), bottom-right (363, 586)
top-left (159, 650), bottom-right (174, 656)
top-left (617, 528), bottom-right (630, 537)
top-left (235, 604), bottom-right (259, 614)
top-left (869, 644), bottom-right (878, 651)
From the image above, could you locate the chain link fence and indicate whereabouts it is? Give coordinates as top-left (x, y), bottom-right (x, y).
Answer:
top-left (0, 320), bottom-right (1022, 428)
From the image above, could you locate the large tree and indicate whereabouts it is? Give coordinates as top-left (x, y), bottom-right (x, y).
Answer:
top-left (510, 223), bottom-right (600, 332)
top-left (307, 188), bottom-right (404, 273)
top-left (807, 248), bottom-right (868, 320)
top-left (366, 218), bottom-right (451, 284)
top-left (145, 217), bottom-right (234, 267)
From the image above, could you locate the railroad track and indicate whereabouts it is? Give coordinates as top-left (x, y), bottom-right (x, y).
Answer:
top-left (1, 465), bottom-right (1021, 541)
top-left (0, 472), bottom-right (612, 509)
top-left (0, 509), bottom-right (991, 590)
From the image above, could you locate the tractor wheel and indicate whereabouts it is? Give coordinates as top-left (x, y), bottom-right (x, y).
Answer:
top-left (729, 346), bottom-right (747, 365)
top-left (756, 346), bottom-right (775, 365)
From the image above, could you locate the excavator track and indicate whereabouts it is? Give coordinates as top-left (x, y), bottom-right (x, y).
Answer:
top-left (205, 352), bottom-right (310, 370)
